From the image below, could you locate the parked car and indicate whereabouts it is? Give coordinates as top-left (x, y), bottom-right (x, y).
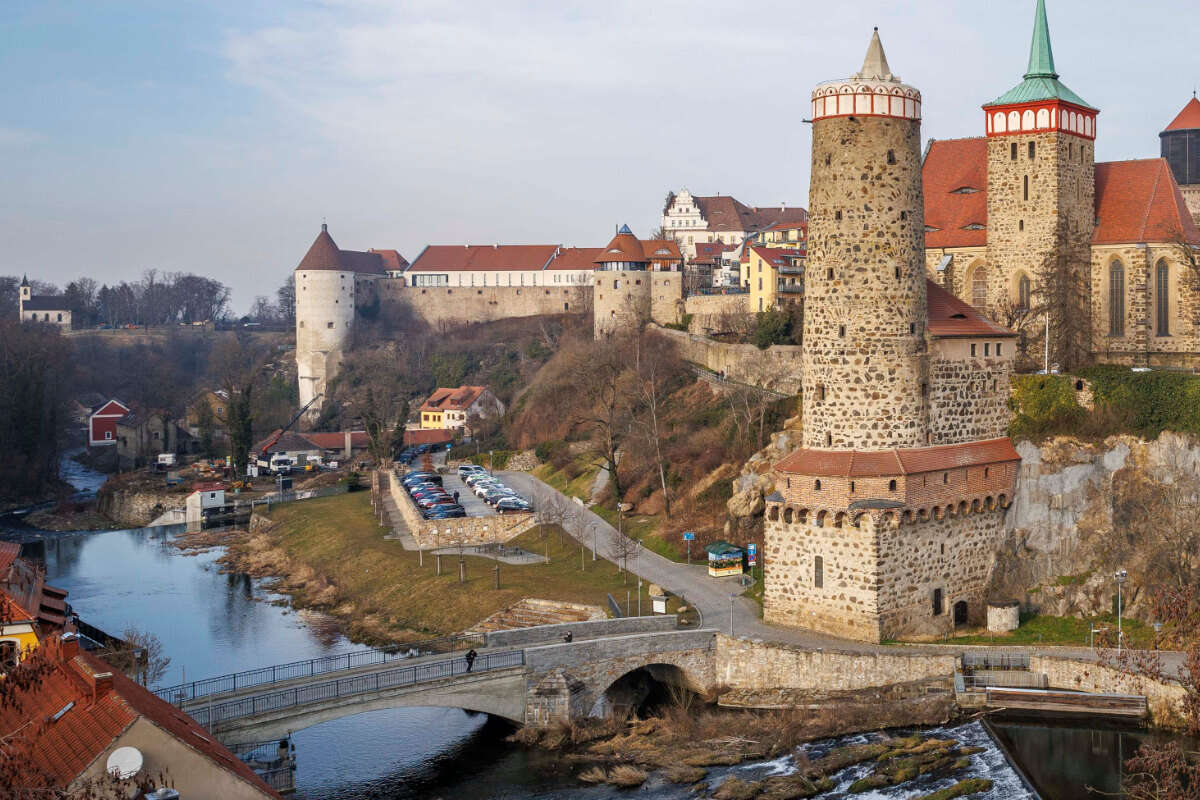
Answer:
top-left (483, 488), bottom-right (518, 505)
top-left (457, 464), bottom-right (486, 479)
top-left (495, 497), bottom-right (533, 513)
top-left (403, 473), bottom-right (441, 487)
top-left (464, 473), bottom-right (494, 487)
top-left (426, 506), bottom-right (466, 519)
top-left (473, 482), bottom-right (503, 498)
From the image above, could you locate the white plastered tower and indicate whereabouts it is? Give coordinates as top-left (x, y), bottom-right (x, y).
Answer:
top-left (295, 225), bottom-right (356, 414)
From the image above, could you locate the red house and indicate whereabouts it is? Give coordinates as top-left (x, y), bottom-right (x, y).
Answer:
top-left (88, 399), bottom-right (130, 447)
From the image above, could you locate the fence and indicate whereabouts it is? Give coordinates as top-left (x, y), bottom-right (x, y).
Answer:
top-left (954, 670), bottom-right (1047, 692)
top-left (961, 651), bottom-right (1031, 671)
top-left (157, 632), bottom-right (485, 704)
top-left (188, 649), bottom-right (525, 728)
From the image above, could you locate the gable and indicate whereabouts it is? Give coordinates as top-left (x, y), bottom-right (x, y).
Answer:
top-left (91, 400), bottom-right (130, 418)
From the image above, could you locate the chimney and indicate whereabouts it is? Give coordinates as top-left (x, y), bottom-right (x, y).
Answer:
top-left (61, 632), bottom-right (81, 659)
top-left (92, 671), bottom-right (114, 699)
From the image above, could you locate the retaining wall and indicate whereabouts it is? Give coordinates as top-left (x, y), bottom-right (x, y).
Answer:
top-left (651, 325), bottom-right (802, 394)
top-left (1032, 654), bottom-right (1189, 728)
top-left (385, 470), bottom-right (536, 547)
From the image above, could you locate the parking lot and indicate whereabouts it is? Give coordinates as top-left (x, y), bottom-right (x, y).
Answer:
top-left (439, 471), bottom-right (494, 518)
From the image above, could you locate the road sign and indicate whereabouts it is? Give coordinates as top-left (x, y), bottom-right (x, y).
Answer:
top-left (683, 532), bottom-right (695, 541)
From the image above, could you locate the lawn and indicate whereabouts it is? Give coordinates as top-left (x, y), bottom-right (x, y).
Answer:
top-left (908, 612), bottom-right (1157, 649)
top-left (262, 492), bottom-right (666, 639)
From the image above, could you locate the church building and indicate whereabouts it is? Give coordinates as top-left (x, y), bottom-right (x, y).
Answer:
top-left (924, 0), bottom-right (1200, 369)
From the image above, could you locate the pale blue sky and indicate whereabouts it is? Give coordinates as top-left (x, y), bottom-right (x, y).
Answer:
top-left (2, 1), bottom-right (1196, 312)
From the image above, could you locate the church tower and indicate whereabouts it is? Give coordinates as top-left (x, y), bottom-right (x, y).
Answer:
top-left (1161, 95), bottom-right (1200, 225)
top-left (802, 28), bottom-right (929, 451)
top-left (983, 0), bottom-right (1096, 368)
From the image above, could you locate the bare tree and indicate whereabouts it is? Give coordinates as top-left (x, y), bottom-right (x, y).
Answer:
top-left (635, 332), bottom-right (685, 517)
top-left (566, 333), bottom-right (637, 506)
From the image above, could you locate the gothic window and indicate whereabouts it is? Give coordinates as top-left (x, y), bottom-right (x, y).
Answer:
top-left (1018, 274), bottom-right (1031, 311)
top-left (970, 266), bottom-right (988, 310)
top-left (1156, 260), bottom-right (1170, 336)
top-left (814, 557), bottom-right (824, 588)
top-left (1109, 260), bottom-right (1125, 337)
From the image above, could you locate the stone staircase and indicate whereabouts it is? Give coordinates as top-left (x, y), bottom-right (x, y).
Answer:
top-left (470, 598), bottom-right (606, 634)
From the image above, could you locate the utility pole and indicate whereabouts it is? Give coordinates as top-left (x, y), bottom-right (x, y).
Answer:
top-left (591, 523), bottom-right (597, 561)
top-left (1115, 569), bottom-right (1127, 652)
top-left (729, 594), bottom-right (736, 637)
top-left (436, 554), bottom-right (442, 576)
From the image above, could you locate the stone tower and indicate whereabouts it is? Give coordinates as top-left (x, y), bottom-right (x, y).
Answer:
top-left (764, 29), bottom-right (1020, 644)
top-left (802, 28), bottom-right (929, 451)
top-left (593, 225), bottom-right (652, 339)
top-left (982, 0), bottom-right (1096, 368)
top-left (295, 224), bottom-right (357, 415)
top-left (1161, 95), bottom-right (1200, 225)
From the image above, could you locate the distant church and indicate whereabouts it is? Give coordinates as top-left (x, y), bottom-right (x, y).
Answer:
top-left (922, 0), bottom-right (1200, 369)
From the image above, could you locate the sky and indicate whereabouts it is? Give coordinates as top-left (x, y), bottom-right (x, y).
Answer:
top-left (2, 1), bottom-right (1197, 313)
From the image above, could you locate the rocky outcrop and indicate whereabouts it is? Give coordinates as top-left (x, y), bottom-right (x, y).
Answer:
top-left (96, 485), bottom-right (185, 527)
top-left (724, 421), bottom-right (803, 540)
top-left (991, 431), bottom-right (1200, 617)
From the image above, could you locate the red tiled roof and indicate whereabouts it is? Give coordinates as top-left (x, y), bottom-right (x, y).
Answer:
top-left (408, 245), bottom-right (559, 272)
top-left (694, 196), bottom-right (808, 233)
top-left (1165, 97), bottom-right (1200, 132)
top-left (595, 231), bottom-right (649, 264)
top-left (369, 248), bottom-right (409, 271)
top-left (0, 540), bottom-right (19, 574)
top-left (546, 247), bottom-right (603, 270)
top-left (403, 428), bottom-right (454, 446)
top-left (0, 635), bottom-right (278, 795)
top-left (420, 386), bottom-right (486, 412)
top-left (641, 239), bottom-right (682, 261)
top-left (0, 547), bottom-right (72, 631)
top-left (776, 438), bottom-right (1020, 476)
top-left (747, 245), bottom-right (803, 267)
top-left (926, 280), bottom-right (1016, 338)
top-left (922, 138), bottom-right (988, 249)
top-left (294, 227), bottom-right (387, 274)
top-left (1093, 159), bottom-right (1200, 245)
top-left (303, 431), bottom-right (370, 450)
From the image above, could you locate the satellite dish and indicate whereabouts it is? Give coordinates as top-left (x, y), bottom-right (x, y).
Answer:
top-left (106, 746), bottom-right (143, 779)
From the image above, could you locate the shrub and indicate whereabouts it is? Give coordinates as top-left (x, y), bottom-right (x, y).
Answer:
top-left (663, 313), bottom-right (694, 332)
top-left (535, 439), bottom-right (567, 463)
top-left (1009, 375), bottom-right (1083, 439)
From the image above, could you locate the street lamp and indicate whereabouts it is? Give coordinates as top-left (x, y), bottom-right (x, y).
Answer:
top-left (729, 594), bottom-right (736, 637)
top-left (590, 523), bottom-right (597, 561)
top-left (1115, 569), bottom-right (1128, 653)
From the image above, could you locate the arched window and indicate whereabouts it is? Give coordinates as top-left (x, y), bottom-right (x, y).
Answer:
top-left (1109, 260), bottom-right (1125, 337)
top-left (1156, 260), bottom-right (1170, 336)
top-left (970, 266), bottom-right (988, 310)
top-left (1017, 274), bottom-right (1031, 311)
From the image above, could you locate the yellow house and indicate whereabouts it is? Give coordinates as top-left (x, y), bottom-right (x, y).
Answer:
top-left (743, 245), bottom-right (804, 313)
top-left (0, 541), bottom-right (69, 673)
top-left (420, 408), bottom-right (444, 429)
top-left (760, 220), bottom-right (808, 249)
top-left (0, 592), bottom-right (39, 672)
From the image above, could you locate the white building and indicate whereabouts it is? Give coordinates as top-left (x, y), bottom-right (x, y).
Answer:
top-left (405, 244), bottom-right (561, 288)
top-left (18, 276), bottom-right (71, 328)
top-left (661, 189), bottom-right (808, 259)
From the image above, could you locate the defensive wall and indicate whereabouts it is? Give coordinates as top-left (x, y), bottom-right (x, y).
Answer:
top-left (715, 636), bottom-right (956, 690)
top-left (650, 325), bottom-right (803, 395)
top-left (378, 282), bottom-right (591, 328)
top-left (382, 470), bottom-right (535, 547)
top-left (683, 293), bottom-right (749, 334)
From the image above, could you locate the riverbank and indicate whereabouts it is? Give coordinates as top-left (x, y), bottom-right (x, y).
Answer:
top-left (209, 491), bottom-right (672, 644)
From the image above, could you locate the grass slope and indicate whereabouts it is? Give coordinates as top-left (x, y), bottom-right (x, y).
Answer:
top-left (263, 492), bottom-right (657, 639)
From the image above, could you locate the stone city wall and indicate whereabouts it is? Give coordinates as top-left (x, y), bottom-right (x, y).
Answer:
top-left (379, 281), bottom-right (590, 328)
top-left (385, 470), bottom-right (535, 547)
top-left (715, 635), bottom-right (957, 690)
top-left (1031, 654), bottom-right (1188, 728)
top-left (683, 293), bottom-right (749, 334)
top-left (650, 326), bottom-right (803, 395)
top-left (928, 340), bottom-right (1013, 445)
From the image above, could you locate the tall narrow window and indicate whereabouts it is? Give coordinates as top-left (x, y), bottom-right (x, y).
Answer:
top-left (1156, 260), bottom-right (1170, 336)
top-left (1010, 142), bottom-right (1017, 160)
top-left (814, 557), bottom-right (824, 588)
top-left (1109, 260), bottom-right (1125, 337)
top-left (1028, 142), bottom-right (1036, 159)
top-left (1018, 274), bottom-right (1031, 311)
top-left (971, 267), bottom-right (988, 310)
top-left (1023, 175), bottom-right (1029, 201)
top-left (932, 588), bottom-right (944, 616)
top-left (886, 149), bottom-right (896, 165)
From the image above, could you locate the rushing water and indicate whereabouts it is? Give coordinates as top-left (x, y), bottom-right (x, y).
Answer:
top-left (0, 454), bottom-right (1164, 798)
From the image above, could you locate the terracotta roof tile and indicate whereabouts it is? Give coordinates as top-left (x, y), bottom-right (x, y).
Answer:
top-left (403, 428), bottom-right (454, 446)
top-left (1093, 159), bottom-right (1200, 245)
top-left (776, 438), bottom-right (1019, 477)
top-left (922, 138), bottom-right (988, 249)
top-left (595, 229), bottom-right (649, 264)
top-left (694, 196), bottom-right (808, 233)
top-left (420, 386), bottom-right (486, 412)
top-left (302, 431), bottom-right (370, 450)
top-left (369, 249), bottom-right (409, 271)
top-left (926, 280), bottom-right (1016, 338)
top-left (295, 227), bottom-right (387, 274)
top-left (408, 245), bottom-right (559, 272)
top-left (641, 239), bottom-right (682, 261)
top-left (546, 247), bottom-right (603, 270)
top-left (0, 541), bottom-right (19, 574)
top-left (1165, 97), bottom-right (1200, 132)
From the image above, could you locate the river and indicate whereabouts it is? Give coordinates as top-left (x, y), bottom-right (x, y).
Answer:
top-left (0, 457), bottom-right (1162, 798)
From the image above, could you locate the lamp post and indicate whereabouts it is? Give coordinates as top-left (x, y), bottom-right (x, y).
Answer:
top-left (729, 594), bottom-right (736, 637)
top-left (590, 523), bottom-right (597, 561)
top-left (1115, 569), bottom-right (1128, 653)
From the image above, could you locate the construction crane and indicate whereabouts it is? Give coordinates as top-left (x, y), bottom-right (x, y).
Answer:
top-left (255, 393), bottom-right (323, 474)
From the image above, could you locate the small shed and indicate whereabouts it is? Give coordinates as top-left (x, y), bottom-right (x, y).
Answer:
top-left (185, 483), bottom-right (227, 530)
top-left (705, 540), bottom-right (744, 578)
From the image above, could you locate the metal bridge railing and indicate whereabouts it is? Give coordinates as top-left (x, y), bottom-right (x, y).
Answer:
top-left (961, 651), bottom-right (1031, 671)
top-left (157, 632), bottom-right (486, 705)
top-left (188, 649), bottom-right (525, 728)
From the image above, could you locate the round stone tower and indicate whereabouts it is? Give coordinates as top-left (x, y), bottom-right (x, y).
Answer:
top-left (802, 29), bottom-right (929, 450)
top-left (295, 224), bottom-right (356, 413)
top-left (592, 224), bottom-right (652, 338)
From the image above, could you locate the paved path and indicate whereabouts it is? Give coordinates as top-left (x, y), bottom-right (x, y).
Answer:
top-left (440, 471), bottom-right (495, 518)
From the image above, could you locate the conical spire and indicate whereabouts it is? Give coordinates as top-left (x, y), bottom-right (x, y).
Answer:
top-left (854, 27), bottom-right (895, 82)
top-left (1024, 0), bottom-right (1058, 79)
top-left (20, 274), bottom-right (29, 287)
top-left (296, 225), bottom-right (343, 271)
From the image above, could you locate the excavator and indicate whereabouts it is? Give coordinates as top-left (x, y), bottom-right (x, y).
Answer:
top-left (253, 393), bottom-right (324, 477)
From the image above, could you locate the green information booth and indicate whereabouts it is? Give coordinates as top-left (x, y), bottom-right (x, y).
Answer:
top-left (705, 540), bottom-right (744, 578)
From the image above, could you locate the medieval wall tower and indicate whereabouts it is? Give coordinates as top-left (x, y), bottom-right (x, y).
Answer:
top-left (801, 28), bottom-right (928, 451)
top-left (295, 224), bottom-right (358, 414)
top-left (764, 31), bottom-right (1020, 643)
top-left (982, 0), bottom-right (1096, 368)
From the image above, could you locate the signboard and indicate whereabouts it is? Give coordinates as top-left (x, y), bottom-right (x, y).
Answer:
top-left (683, 532), bottom-right (695, 541)
top-left (747, 542), bottom-right (757, 567)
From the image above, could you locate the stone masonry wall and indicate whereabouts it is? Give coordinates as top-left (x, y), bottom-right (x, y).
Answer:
top-left (650, 326), bottom-right (803, 394)
top-left (593, 270), bottom-right (651, 337)
top-left (683, 293), bottom-right (749, 334)
top-left (802, 115), bottom-right (931, 450)
top-left (715, 635), bottom-right (957, 691)
top-left (650, 272), bottom-right (684, 328)
top-left (385, 470), bottom-right (535, 547)
top-left (379, 281), bottom-right (589, 328)
top-left (985, 131), bottom-right (1094, 365)
top-left (928, 340), bottom-right (1013, 444)
top-left (1032, 654), bottom-right (1187, 728)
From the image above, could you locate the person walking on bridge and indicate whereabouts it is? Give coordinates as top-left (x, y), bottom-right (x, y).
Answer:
top-left (464, 648), bottom-right (477, 673)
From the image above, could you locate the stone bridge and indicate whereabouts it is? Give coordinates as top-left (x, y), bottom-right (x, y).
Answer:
top-left (165, 617), bottom-right (716, 745)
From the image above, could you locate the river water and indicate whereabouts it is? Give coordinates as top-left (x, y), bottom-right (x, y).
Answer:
top-left (1, 457), bottom-right (1154, 798)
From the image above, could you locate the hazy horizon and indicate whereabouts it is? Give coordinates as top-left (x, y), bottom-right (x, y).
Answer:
top-left (3, 0), bottom-right (1197, 313)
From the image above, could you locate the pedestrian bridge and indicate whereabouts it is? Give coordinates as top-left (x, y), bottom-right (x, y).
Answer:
top-left (159, 617), bottom-right (716, 744)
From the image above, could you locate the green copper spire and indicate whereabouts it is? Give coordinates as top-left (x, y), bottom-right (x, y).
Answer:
top-left (1025, 0), bottom-right (1057, 79)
